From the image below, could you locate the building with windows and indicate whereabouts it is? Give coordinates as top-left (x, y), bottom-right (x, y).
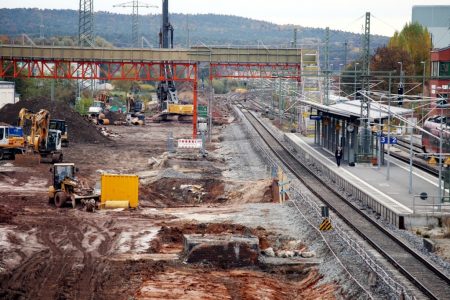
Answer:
top-left (412, 5), bottom-right (450, 49)
top-left (0, 81), bottom-right (16, 109)
top-left (430, 46), bottom-right (450, 100)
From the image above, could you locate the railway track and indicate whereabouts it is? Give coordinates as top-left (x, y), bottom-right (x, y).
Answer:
top-left (240, 107), bottom-right (450, 299)
top-left (244, 92), bottom-right (441, 177)
top-left (388, 139), bottom-right (440, 177)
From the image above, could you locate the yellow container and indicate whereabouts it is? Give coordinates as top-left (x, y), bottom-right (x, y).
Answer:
top-left (101, 174), bottom-right (139, 208)
top-left (168, 104), bottom-right (194, 115)
top-left (104, 200), bottom-right (130, 209)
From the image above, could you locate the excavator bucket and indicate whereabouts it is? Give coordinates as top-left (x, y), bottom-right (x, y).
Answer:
top-left (14, 152), bottom-right (41, 166)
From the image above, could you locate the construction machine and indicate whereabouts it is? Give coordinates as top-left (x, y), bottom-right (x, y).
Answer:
top-left (0, 124), bottom-right (25, 160)
top-left (18, 108), bottom-right (63, 163)
top-left (126, 93), bottom-right (145, 114)
top-left (49, 119), bottom-right (68, 147)
top-left (125, 93), bottom-right (146, 125)
top-left (88, 91), bottom-right (111, 124)
top-left (155, 0), bottom-right (194, 120)
top-left (48, 163), bottom-right (100, 210)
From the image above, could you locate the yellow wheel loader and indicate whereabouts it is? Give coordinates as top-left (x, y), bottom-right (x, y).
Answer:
top-left (48, 163), bottom-right (100, 211)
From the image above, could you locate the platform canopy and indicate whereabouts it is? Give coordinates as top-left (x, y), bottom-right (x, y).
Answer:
top-left (300, 99), bottom-right (413, 121)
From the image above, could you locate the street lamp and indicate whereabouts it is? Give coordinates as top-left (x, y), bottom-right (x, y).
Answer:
top-left (338, 63), bottom-right (343, 98)
top-left (421, 61), bottom-right (426, 125)
top-left (397, 61), bottom-right (403, 80)
top-left (354, 62), bottom-right (359, 100)
top-left (396, 61), bottom-right (414, 193)
top-left (387, 72), bottom-right (392, 180)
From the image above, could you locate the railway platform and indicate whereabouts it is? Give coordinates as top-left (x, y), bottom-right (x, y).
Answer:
top-left (284, 133), bottom-right (450, 229)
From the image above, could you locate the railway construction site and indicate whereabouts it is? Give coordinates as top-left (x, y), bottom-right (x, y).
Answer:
top-left (0, 93), bottom-right (344, 299)
top-left (1, 88), bottom-right (450, 299)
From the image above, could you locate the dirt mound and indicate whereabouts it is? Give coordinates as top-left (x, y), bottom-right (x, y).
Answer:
top-left (0, 97), bottom-right (110, 144)
top-left (104, 110), bottom-right (126, 123)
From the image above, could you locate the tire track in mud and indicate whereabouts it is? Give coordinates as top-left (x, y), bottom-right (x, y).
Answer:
top-left (0, 215), bottom-right (114, 300)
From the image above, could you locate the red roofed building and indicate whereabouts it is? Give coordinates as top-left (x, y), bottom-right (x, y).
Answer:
top-left (429, 46), bottom-right (450, 115)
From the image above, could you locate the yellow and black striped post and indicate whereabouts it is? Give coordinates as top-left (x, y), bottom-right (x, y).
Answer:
top-left (319, 217), bottom-right (333, 231)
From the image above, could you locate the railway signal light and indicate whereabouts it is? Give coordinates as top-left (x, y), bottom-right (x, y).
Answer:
top-left (397, 86), bottom-right (404, 106)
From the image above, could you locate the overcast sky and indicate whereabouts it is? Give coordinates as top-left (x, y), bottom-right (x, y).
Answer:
top-left (1, 0), bottom-right (449, 36)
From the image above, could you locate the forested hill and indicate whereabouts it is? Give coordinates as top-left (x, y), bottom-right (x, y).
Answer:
top-left (0, 8), bottom-right (389, 64)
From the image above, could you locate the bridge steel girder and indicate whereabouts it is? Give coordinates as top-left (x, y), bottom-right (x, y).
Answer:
top-left (0, 59), bottom-right (197, 82)
top-left (209, 63), bottom-right (301, 81)
top-left (0, 45), bottom-right (315, 139)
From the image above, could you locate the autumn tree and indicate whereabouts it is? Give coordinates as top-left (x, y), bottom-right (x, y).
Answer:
top-left (388, 22), bottom-right (431, 76)
top-left (370, 46), bottom-right (414, 92)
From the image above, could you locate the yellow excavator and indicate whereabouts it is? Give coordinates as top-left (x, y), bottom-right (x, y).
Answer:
top-left (17, 108), bottom-right (63, 164)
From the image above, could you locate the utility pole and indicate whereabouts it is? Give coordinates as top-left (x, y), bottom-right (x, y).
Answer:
top-left (324, 27), bottom-right (330, 105)
top-left (78, 0), bottom-right (95, 99)
top-left (39, 14), bottom-right (45, 40)
top-left (114, 1), bottom-right (157, 48)
top-left (343, 40), bottom-right (348, 67)
top-left (160, 0), bottom-right (174, 48)
top-left (79, 0), bottom-right (94, 47)
top-left (186, 14), bottom-right (190, 48)
top-left (293, 28), bottom-right (298, 48)
top-left (360, 12), bottom-right (371, 156)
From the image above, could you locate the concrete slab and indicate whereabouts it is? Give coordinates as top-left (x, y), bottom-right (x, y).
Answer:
top-left (183, 234), bottom-right (259, 268)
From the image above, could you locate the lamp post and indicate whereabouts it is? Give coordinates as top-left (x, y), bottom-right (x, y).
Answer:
top-left (378, 96), bottom-right (384, 170)
top-left (387, 72), bottom-right (392, 180)
top-left (421, 61), bottom-right (426, 126)
top-left (398, 61), bottom-right (403, 106)
top-left (396, 61), bottom-right (414, 194)
top-left (408, 97), bottom-right (414, 194)
top-left (439, 106), bottom-right (444, 203)
top-left (398, 61), bottom-right (403, 85)
top-left (354, 63), bottom-right (359, 100)
top-left (339, 63), bottom-right (343, 98)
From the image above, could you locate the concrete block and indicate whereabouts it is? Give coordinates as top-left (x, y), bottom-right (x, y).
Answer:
top-left (261, 247), bottom-right (275, 257)
top-left (183, 234), bottom-right (259, 268)
top-left (423, 238), bottom-right (436, 252)
top-left (301, 251), bottom-right (316, 258)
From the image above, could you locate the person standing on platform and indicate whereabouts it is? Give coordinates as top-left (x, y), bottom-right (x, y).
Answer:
top-left (335, 146), bottom-right (343, 167)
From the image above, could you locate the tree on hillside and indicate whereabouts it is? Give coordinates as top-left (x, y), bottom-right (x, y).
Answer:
top-left (388, 22), bottom-right (431, 76)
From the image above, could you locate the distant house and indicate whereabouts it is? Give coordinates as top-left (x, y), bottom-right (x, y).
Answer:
top-left (430, 46), bottom-right (450, 98)
top-left (430, 46), bottom-right (450, 114)
top-left (0, 81), bottom-right (16, 109)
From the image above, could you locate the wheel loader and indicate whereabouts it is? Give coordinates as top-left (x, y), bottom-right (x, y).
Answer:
top-left (48, 163), bottom-right (100, 211)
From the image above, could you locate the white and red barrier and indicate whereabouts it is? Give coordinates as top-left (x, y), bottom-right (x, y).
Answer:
top-left (177, 139), bottom-right (203, 149)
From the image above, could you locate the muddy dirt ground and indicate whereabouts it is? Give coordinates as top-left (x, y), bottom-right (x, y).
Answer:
top-left (0, 103), bottom-right (339, 299)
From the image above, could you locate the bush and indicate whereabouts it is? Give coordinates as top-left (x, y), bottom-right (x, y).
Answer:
top-left (74, 97), bottom-right (93, 115)
top-left (212, 79), bottom-right (226, 94)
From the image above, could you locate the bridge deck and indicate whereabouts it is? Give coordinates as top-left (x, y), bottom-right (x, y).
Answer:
top-left (0, 45), bottom-right (317, 65)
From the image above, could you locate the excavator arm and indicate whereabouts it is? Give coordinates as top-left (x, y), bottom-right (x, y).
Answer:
top-left (18, 108), bottom-right (50, 152)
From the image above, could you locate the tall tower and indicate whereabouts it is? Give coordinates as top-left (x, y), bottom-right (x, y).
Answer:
top-left (78, 0), bottom-right (94, 47)
top-left (359, 12), bottom-right (371, 156)
top-left (114, 1), bottom-right (157, 47)
top-left (160, 0), bottom-right (173, 48)
top-left (360, 12), bottom-right (371, 128)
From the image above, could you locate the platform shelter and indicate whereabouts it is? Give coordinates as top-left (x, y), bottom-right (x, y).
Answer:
top-left (300, 100), bottom-right (413, 165)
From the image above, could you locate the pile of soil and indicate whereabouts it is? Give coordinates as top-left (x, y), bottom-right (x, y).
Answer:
top-left (104, 110), bottom-right (126, 123)
top-left (0, 97), bottom-right (110, 144)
